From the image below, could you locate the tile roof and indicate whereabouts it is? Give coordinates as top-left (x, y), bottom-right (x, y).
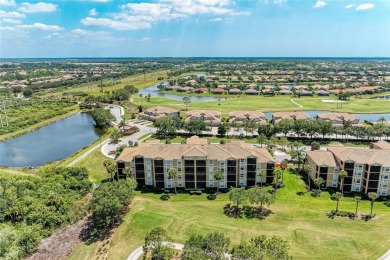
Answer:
top-left (117, 136), bottom-right (275, 163)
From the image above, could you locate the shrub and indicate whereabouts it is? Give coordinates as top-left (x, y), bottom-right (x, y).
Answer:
top-left (160, 194), bottom-right (170, 201)
top-left (190, 190), bottom-right (202, 195)
top-left (207, 194), bottom-right (217, 200)
top-left (163, 189), bottom-right (171, 194)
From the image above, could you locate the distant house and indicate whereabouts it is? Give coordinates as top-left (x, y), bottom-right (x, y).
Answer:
top-left (298, 90), bottom-right (313, 96)
top-left (315, 90), bottom-right (330, 96)
top-left (317, 112), bottom-right (360, 126)
top-left (218, 84), bottom-right (227, 89)
top-left (272, 112), bottom-right (311, 124)
top-left (139, 106), bottom-right (180, 121)
top-left (166, 85), bottom-right (182, 91)
top-left (177, 86), bottom-right (194, 92)
top-left (229, 88), bottom-right (242, 95)
top-left (185, 110), bottom-right (222, 126)
top-left (229, 111), bottom-right (267, 125)
top-left (245, 88), bottom-right (259, 95)
top-left (195, 87), bottom-right (208, 93)
top-left (231, 77), bottom-right (240, 83)
top-left (213, 88), bottom-right (225, 94)
top-left (219, 78), bottom-right (228, 83)
top-left (278, 90), bottom-right (292, 95)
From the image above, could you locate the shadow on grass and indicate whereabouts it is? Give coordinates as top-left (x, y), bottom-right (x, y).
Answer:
top-left (296, 191), bottom-right (305, 196)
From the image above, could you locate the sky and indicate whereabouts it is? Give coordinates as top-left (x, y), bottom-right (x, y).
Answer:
top-left (0, 0), bottom-right (389, 58)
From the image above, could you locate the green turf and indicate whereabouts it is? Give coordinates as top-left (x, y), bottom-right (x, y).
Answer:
top-left (69, 170), bottom-right (390, 260)
top-left (132, 92), bottom-right (390, 114)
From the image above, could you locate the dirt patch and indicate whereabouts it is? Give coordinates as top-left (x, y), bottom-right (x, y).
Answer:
top-left (26, 217), bottom-right (88, 260)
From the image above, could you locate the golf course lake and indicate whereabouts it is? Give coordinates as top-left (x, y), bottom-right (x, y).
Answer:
top-left (0, 113), bottom-right (103, 167)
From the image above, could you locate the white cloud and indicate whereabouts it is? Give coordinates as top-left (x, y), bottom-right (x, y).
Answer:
top-left (313, 0), bottom-right (326, 8)
top-left (88, 0), bottom-right (110, 2)
top-left (0, 10), bottom-right (25, 18)
top-left (89, 8), bottom-right (98, 16)
top-left (356, 3), bottom-right (374, 10)
top-left (345, 4), bottom-right (355, 9)
top-left (0, 0), bottom-right (15, 6)
top-left (209, 17), bottom-right (223, 22)
top-left (18, 23), bottom-right (63, 30)
top-left (18, 2), bottom-right (58, 13)
top-left (273, 0), bottom-right (286, 6)
top-left (2, 18), bottom-right (22, 24)
top-left (46, 32), bottom-right (61, 39)
top-left (81, 0), bottom-right (249, 30)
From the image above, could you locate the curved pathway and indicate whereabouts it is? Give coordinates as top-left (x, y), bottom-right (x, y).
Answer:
top-left (379, 249), bottom-right (390, 260)
top-left (290, 99), bottom-right (303, 108)
top-left (127, 242), bottom-right (184, 260)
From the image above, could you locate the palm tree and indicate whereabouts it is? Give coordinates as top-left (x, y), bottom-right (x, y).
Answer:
top-left (314, 177), bottom-right (324, 191)
top-left (304, 165), bottom-right (313, 191)
top-left (119, 119), bottom-right (126, 132)
top-left (368, 192), bottom-right (379, 216)
top-left (258, 170), bottom-right (266, 188)
top-left (214, 169), bottom-right (223, 195)
top-left (139, 94), bottom-right (143, 106)
top-left (338, 170), bottom-right (348, 195)
top-left (354, 196), bottom-right (361, 216)
top-left (332, 192), bottom-right (343, 212)
top-left (167, 168), bottom-right (178, 194)
top-left (378, 117), bottom-right (386, 123)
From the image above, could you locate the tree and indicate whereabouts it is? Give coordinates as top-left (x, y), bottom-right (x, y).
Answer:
top-left (317, 119), bottom-right (333, 139)
top-left (275, 119), bottom-right (292, 136)
top-left (338, 170), bottom-right (348, 195)
top-left (90, 179), bottom-right (137, 226)
top-left (154, 116), bottom-right (177, 137)
top-left (90, 108), bottom-right (115, 129)
top-left (231, 235), bottom-right (290, 260)
top-left (354, 196), bottom-right (361, 216)
top-left (184, 119), bottom-right (207, 135)
top-left (311, 141), bottom-right (320, 151)
top-left (332, 192), bottom-right (343, 212)
top-left (303, 165), bottom-right (313, 191)
top-left (258, 170), bottom-right (266, 188)
top-left (247, 187), bottom-right (275, 210)
top-left (182, 232), bottom-right (230, 260)
top-left (139, 94), bottom-right (143, 106)
top-left (183, 96), bottom-right (191, 110)
top-left (167, 168), bottom-right (178, 194)
top-left (119, 119), bottom-right (126, 132)
top-left (22, 89), bottom-right (33, 97)
top-left (214, 169), bottom-right (223, 194)
top-left (257, 133), bottom-right (267, 148)
top-left (217, 124), bottom-right (227, 137)
top-left (315, 177), bottom-right (324, 189)
top-left (110, 128), bottom-right (122, 143)
top-left (279, 136), bottom-right (289, 150)
top-left (229, 187), bottom-right (247, 208)
top-left (143, 227), bottom-right (174, 260)
top-left (123, 166), bottom-right (134, 179)
top-left (103, 160), bottom-right (117, 181)
top-left (368, 192), bottom-right (379, 216)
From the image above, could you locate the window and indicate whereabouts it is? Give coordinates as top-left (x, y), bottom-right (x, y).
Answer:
top-left (209, 160), bottom-right (214, 165)
top-left (332, 183), bottom-right (337, 187)
top-left (146, 165), bottom-right (151, 171)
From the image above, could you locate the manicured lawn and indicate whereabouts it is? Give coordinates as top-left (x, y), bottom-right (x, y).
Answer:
top-left (69, 170), bottom-right (390, 260)
top-left (132, 92), bottom-right (390, 114)
top-left (72, 149), bottom-right (112, 185)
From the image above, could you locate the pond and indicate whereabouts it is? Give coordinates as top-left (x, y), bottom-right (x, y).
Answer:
top-left (264, 111), bottom-right (390, 122)
top-left (0, 113), bottom-right (103, 167)
top-left (139, 83), bottom-right (222, 102)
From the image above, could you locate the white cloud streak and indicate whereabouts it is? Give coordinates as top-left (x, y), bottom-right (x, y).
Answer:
top-left (18, 23), bottom-right (63, 30)
top-left (345, 4), bottom-right (355, 9)
top-left (0, 10), bottom-right (25, 18)
top-left (356, 3), bottom-right (374, 10)
top-left (0, 0), bottom-right (15, 6)
top-left (313, 0), bottom-right (326, 8)
top-left (81, 0), bottom-right (249, 30)
top-left (18, 2), bottom-right (58, 13)
top-left (2, 18), bottom-right (22, 24)
top-left (89, 8), bottom-right (98, 16)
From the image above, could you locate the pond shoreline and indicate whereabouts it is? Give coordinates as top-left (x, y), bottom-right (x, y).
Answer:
top-left (0, 106), bottom-right (80, 142)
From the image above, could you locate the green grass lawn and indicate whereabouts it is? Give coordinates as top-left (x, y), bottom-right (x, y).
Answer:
top-left (132, 92), bottom-right (390, 114)
top-left (69, 170), bottom-right (390, 260)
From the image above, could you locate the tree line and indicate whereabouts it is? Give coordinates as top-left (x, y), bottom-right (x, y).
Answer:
top-left (143, 228), bottom-right (290, 260)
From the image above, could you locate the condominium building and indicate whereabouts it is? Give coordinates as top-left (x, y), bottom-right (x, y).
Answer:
top-left (116, 136), bottom-right (275, 189)
top-left (185, 110), bottom-right (222, 126)
top-left (272, 112), bottom-right (311, 124)
top-left (317, 112), bottom-right (360, 126)
top-left (306, 142), bottom-right (390, 196)
top-left (139, 106), bottom-right (180, 121)
top-left (228, 111), bottom-right (267, 126)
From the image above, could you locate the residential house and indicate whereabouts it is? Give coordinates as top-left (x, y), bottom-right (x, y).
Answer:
top-left (213, 88), bottom-right (225, 94)
top-left (116, 136), bottom-right (276, 189)
top-left (229, 88), bottom-right (242, 95)
top-left (185, 110), bottom-right (222, 126)
top-left (272, 112), bottom-right (311, 124)
top-left (139, 106), bottom-right (180, 121)
top-left (317, 112), bottom-right (360, 126)
top-left (229, 111), bottom-right (267, 126)
top-left (245, 88), bottom-right (259, 95)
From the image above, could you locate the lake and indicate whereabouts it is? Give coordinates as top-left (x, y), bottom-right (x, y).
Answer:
top-left (0, 113), bottom-right (103, 167)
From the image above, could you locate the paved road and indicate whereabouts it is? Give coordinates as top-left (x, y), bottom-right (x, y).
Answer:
top-left (379, 249), bottom-right (390, 260)
top-left (67, 138), bottom-right (109, 166)
top-left (127, 242), bottom-right (184, 260)
top-left (105, 105), bottom-right (123, 124)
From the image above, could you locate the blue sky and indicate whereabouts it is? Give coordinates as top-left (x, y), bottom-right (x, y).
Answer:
top-left (0, 0), bottom-right (389, 58)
